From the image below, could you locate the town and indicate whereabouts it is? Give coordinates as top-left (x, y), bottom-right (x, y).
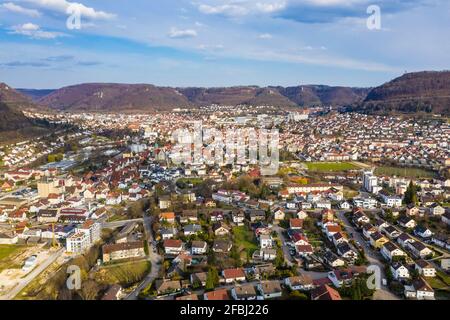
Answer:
top-left (0, 108), bottom-right (449, 301)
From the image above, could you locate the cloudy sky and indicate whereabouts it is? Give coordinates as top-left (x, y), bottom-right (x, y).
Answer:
top-left (0, 0), bottom-right (449, 89)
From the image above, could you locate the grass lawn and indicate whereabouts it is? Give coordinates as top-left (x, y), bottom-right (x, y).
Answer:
top-left (232, 226), bottom-right (258, 254)
top-left (95, 260), bottom-right (151, 287)
top-left (304, 162), bottom-right (359, 172)
top-left (0, 245), bottom-right (27, 272)
top-left (374, 166), bottom-right (437, 178)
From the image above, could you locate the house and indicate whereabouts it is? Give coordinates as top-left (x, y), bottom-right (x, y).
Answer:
top-left (379, 191), bottom-right (402, 207)
top-left (102, 241), bottom-right (146, 262)
top-left (428, 203), bottom-right (445, 216)
top-left (382, 225), bottom-right (401, 239)
top-left (296, 210), bottom-right (308, 219)
top-left (404, 277), bottom-right (435, 300)
top-left (160, 227), bottom-right (175, 240)
top-left (154, 279), bottom-right (182, 295)
top-left (332, 232), bottom-right (347, 246)
top-left (397, 233), bottom-right (415, 248)
top-left (223, 268), bottom-right (246, 283)
top-left (325, 225), bottom-right (342, 239)
top-left (327, 269), bottom-right (357, 288)
top-left (231, 284), bottom-right (258, 300)
top-left (210, 211), bottom-right (224, 222)
top-left (362, 224), bottom-right (378, 239)
top-left (336, 242), bottom-right (357, 261)
top-left (259, 248), bottom-right (277, 261)
top-left (381, 242), bottom-right (407, 261)
top-left (213, 240), bottom-right (232, 253)
top-left (324, 251), bottom-right (345, 268)
top-left (179, 210), bottom-right (198, 224)
top-left (408, 241), bottom-right (433, 259)
top-left (184, 224), bottom-right (202, 236)
top-left (159, 212), bottom-right (175, 224)
top-left (296, 244), bottom-right (314, 257)
top-left (390, 262), bottom-right (410, 280)
top-left (204, 289), bottom-right (230, 300)
top-left (289, 218), bottom-right (303, 230)
top-left (311, 284), bottom-right (341, 300)
top-left (37, 209), bottom-right (59, 223)
top-left (431, 234), bottom-right (450, 251)
top-left (257, 281), bottom-right (282, 299)
top-left (273, 208), bottom-right (285, 221)
top-left (159, 196), bottom-right (172, 209)
top-left (190, 272), bottom-right (208, 287)
top-left (406, 204), bottom-right (420, 216)
top-left (284, 274), bottom-right (314, 291)
top-left (340, 201), bottom-right (351, 210)
top-left (291, 233), bottom-right (309, 246)
top-left (415, 259), bottom-right (436, 277)
top-left (414, 225), bottom-right (433, 239)
top-left (249, 210), bottom-right (266, 222)
top-left (191, 240), bottom-right (207, 255)
top-left (398, 216), bottom-right (417, 229)
top-left (163, 239), bottom-right (183, 255)
top-left (259, 234), bottom-right (273, 248)
top-left (213, 222), bottom-right (230, 236)
top-left (369, 232), bottom-right (389, 249)
top-left (232, 211), bottom-right (245, 225)
top-left (352, 210), bottom-right (370, 225)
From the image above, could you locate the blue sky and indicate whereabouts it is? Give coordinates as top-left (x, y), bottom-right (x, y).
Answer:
top-left (0, 0), bottom-right (449, 89)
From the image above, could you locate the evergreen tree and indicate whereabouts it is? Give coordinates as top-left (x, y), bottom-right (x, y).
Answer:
top-left (403, 181), bottom-right (418, 205)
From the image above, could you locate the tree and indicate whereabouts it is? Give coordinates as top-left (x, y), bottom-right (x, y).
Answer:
top-left (403, 181), bottom-right (418, 205)
top-left (289, 290), bottom-right (308, 300)
top-left (205, 267), bottom-right (219, 290)
top-left (78, 280), bottom-right (100, 300)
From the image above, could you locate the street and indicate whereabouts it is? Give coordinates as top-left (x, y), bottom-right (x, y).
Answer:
top-left (336, 210), bottom-right (399, 300)
top-left (125, 214), bottom-right (162, 300)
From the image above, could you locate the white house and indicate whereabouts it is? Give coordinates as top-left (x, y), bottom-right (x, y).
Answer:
top-left (390, 263), bottom-right (410, 280)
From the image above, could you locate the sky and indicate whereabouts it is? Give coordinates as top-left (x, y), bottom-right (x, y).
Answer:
top-left (0, 0), bottom-right (449, 89)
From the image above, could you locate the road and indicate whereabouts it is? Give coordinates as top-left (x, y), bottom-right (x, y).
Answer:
top-left (0, 248), bottom-right (64, 300)
top-left (336, 210), bottom-right (400, 300)
top-left (273, 225), bottom-right (295, 267)
top-left (125, 214), bottom-right (162, 300)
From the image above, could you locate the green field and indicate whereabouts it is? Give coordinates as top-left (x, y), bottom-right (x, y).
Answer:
top-left (305, 162), bottom-right (359, 172)
top-left (374, 166), bottom-right (437, 178)
top-left (0, 245), bottom-right (26, 272)
top-left (232, 226), bottom-right (258, 254)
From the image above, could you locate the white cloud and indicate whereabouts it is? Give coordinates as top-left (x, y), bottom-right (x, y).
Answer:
top-left (258, 33), bottom-right (273, 39)
top-left (20, 0), bottom-right (116, 19)
top-left (255, 1), bottom-right (286, 13)
top-left (168, 27), bottom-right (198, 39)
top-left (198, 4), bottom-right (248, 16)
top-left (197, 1), bottom-right (286, 17)
top-left (10, 23), bottom-right (65, 39)
top-left (1, 2), bottom-right (41, 17)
